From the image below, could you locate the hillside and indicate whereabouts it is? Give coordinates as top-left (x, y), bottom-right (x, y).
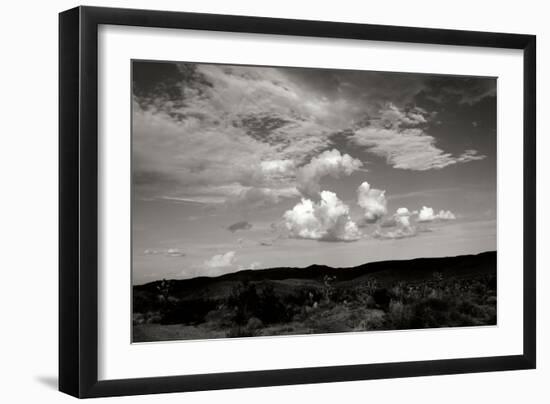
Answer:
top-left (135, 251), bottom-right (496, 299)
top-left (133, 251), bottom-right (497, 342)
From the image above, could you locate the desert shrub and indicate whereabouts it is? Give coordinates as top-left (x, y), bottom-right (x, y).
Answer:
top-left (226, 325), bottom-right (260, 338)
top-left (142, 310), bottom-right (162, 324)
top-left (247, 317), bottom-right (264, 330)
top-left (160, 298), bottom-right (217, 325)
top-left (203, 306), bottom-right (235, 329)
top-left (448, 310), bottom-right (476, 326)
top-left (364, 294), bottom-right (377, 308)
top-left (353, 319), bottom-right (369, 331)
top-left (271, 325), bottom-right (296, 335)
top-left (472, 281), bottom-right (486, 295)
top-left (403, 297), bottom-right (452, 328)
top-left (301, 304), bottom-right (348, 333)
top-left (390, 284), bottom-right (404, 300)
top-left (225, 314), bottom-right (265, 338)
top-left (330, 286), bottom-right (358, 304)
top-left (133, 313), bottom-right (145, 325)
top-left (362, 279), bottom-right (379, 294)
top-left (227, 282), bottom-right (292, 326)
top-left (432, 271), bottom-right (444, 283)
top-left (133, 291), bottom-right (163, 313)
top-left (457, 300), bottom-right (486, 318)
top-left (384, 300), bottom-right (415, 330)
top-left (372, 288), bottom-right (393, 310)
top-left (424, 297), bottom-right (451, 311)
top-left (227, 281), bottom-right (260, 325)
top-left (287, 287), bottom-right (323, 307)
top-left (132, 310), bottom-right (160, 325)
top-left (256, 284), bottom-right (293, 324)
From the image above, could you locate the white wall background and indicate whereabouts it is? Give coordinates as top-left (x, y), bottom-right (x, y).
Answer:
top-left (0, 0), bottom-right (547, 402)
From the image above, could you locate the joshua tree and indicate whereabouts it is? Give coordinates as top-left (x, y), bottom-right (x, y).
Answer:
top-left (323, 275), bottom-right (336, 301)
top-left (156, 279), bottom-right (173, 307)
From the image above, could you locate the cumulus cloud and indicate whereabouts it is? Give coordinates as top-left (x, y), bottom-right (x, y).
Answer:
top-left (373, 206), bottom-right (417, 239)
top-left (227, 221), bottom-right (253, 232)
top-left (350, 103), bottom-right (486, 171)
top-left (283, 190), bottom-right (361, 241)
top-left (436, 210), bottom-right (457, 220)
top-left (204, 251), bottom-right (236, 268)
top-left (357, 181), bottom-right (387, 223)
top-left (394, 207), bottom-right (413, 228)
top-left (297, 149), bottom-right (363, 197)
top-left (375, 205), bottom-right (455, 239)
top-left (418, 206), bottom-right (437, 222)
top-left (418, 206), bottom-right (456, 222)
top-left (396, 207), bottom-right (411, 215)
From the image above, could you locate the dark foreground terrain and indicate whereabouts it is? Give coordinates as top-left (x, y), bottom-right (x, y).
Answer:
top-left (133, 251), bottom-right (497, 342)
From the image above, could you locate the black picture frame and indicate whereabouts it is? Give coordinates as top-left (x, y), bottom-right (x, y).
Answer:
top-left (59, 6), bottom-right (536, 398)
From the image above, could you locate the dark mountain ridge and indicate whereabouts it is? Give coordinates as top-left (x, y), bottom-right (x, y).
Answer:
top-left (135, 251), bottom-right (496, 295)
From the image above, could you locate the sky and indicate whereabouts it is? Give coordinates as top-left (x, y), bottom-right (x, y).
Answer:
top-left (131, 60), bottom-right (496, 285)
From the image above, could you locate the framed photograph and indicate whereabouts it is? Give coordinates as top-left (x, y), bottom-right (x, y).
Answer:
top-left (59, 6), bottom-right (536, 398)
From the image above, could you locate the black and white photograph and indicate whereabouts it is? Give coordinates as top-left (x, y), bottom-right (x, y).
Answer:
top-left (1, 0), bottom-right (544, 401)
top-left (131, 60), bottom-right (497, 342)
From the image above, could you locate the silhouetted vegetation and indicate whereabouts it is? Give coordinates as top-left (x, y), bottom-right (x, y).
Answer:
top-left (159, 298), bottom-right (217, 325)
top-left (132, 252), bottom-right (497, 342)
top-left (227, 281), bottom-right (294, 326)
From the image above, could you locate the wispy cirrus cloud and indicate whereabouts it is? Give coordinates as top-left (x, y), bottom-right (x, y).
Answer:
top-left (133, 64), bottom-right (346, 205)
top-left (133, 63), bottom-right (490, 209)
top-left (350, 103), bottom-right (486, 171)
top-left (421, 76), bottom-right (496, 105)
top-left (143, 248), bottom-right (185, 257)
top-left (160, 195), bottom-right (226, 204)
top-left (227, 186), bottom-right (300, 208)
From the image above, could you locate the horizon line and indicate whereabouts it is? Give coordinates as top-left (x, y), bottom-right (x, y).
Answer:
top-left (133, 250), bottom-right (497, 287)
